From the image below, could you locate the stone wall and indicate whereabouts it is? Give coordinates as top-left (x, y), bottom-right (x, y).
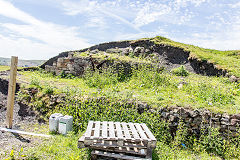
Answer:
top-left (134, 102), bottom-right (240, 137)
top-left (45, 54), bottom-right (94, 76)
top-left (158, 107), bottom-right (239, 137)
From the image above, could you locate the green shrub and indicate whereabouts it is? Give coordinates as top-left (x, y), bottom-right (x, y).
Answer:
top-left (172, 65), bottom-right (189, 77)
top-left (84, 69), bottom-right (118, 89)
top-left (58, 70), bottom-right (75, 79)
top-left (43, 84), bottom-right (54, 95)
top-left (130, 66), bottom-right (172, 89)
top-left (30, 77), bottom-right (41, 88)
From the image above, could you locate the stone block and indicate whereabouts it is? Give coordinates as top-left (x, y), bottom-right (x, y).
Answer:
top-left (57, 58), bottom-right (64, 63)
top-left (231, 119), bottom-right (240, 126)
top-left (231, 114), bottom-right (240, 120)
top-left (57, 62), bottom-right (63, 68)
top-left (67, 64), bottom-right (73, 68)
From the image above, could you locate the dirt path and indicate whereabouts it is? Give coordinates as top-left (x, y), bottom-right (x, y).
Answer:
top-left (0, 73), bottom-right (46, 158)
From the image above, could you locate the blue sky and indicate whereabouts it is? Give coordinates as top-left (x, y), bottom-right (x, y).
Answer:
top-left (0, 0), bottom-right (240, 60)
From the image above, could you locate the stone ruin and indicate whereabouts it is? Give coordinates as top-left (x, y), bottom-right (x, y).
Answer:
top-left (43, 39), bottom-right (230, 78)
top-left (45, 53), bottom-right (94, 76)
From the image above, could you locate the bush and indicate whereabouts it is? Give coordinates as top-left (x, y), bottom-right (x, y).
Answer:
top-left (84, 69), bottom-right (118, 89)
top-left (172, 66), bottom-right (189, 77)
top-left (130, 66), bottom-right (172, 89)
top-left (30, 77), bottom-right (41, 88)
top-left (43, 84), bottom-right (54, 95)
top-left (58, 70), bottom-right (75, 79)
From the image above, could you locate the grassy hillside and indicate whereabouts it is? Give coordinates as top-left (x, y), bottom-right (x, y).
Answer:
top-left (14, 68), bottom-right (240, 159)
top-left (2, 36), bottom-right (240, 159)
top-left (19, 67), bottom-right (240, 114)
top-left (151, 36), bottom-right (240, 77)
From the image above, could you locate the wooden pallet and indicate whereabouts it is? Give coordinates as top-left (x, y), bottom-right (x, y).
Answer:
top-left (79, 121), bottom-right (156, 146)
top-left (79, 121), bottom-right (156, 159)
top-left (91, 150), bottom-right (152, 160)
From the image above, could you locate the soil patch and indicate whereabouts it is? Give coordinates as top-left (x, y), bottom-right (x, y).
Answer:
top-left (0, 73), bottom-right (45, 158)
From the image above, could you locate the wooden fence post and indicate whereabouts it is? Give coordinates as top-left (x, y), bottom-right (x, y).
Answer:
top-left (6, 56), bottom-right (18, 128)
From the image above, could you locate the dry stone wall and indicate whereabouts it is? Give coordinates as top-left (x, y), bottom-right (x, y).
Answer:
top-left (135, 103), bottom-right (240, 137)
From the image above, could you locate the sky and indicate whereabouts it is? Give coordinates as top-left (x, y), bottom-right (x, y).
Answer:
top-left (0, 0), bottom-right (240, 60)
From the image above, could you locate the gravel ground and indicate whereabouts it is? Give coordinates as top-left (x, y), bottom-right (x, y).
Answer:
top-left (0, 74), bottom-right (46, 158)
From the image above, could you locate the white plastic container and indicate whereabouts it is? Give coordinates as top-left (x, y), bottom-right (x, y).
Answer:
top-left (49, 113), bottom-right (63, 132)
top-left (58, 115), bottom-right (73, 135)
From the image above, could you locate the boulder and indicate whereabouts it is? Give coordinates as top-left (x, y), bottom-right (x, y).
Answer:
top-left (229, 75), bottom-right (238, 82)
top-left (133, 47), bottom-right (145, 57)
top-left (90, 49), bottom-right (99, 54)
top-left (230, 114), bottom-right (240, 120)
top-left (230, 119), bottom-right (240, 126)
top-left (122, 47), bottom-right (133, 56)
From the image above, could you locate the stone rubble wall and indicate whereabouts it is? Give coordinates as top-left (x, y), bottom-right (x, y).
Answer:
top-left (135, 102), bottom-right (240, 137)
top-left (45, 54), bottom-right (94, 76)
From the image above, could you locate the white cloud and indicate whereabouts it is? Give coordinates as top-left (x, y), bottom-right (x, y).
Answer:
top-left (113, 27), bottom-right (168, 41)
top-left (62, 0), bottom-right (98, 16)
top-left (230, 2), bottom-right (240, 8)
top-left (176, 23), bottom-right (240, 51)
top-left (85, 16), bottom-right (107, 29)
top-left (61, 0), bottom-right (142, 32)
top-left (133, 3), bottom-right (171, 27)
top-left (0, 0), bottom-right (91, 60)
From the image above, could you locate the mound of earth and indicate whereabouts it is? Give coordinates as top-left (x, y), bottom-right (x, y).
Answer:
top-left (41, 38), bottom-right (227, 77)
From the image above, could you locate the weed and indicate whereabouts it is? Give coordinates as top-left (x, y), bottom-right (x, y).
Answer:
top-left (30, 77), bottom-right (41, 89)
top-left (171, 65), bottom-right (189, 77)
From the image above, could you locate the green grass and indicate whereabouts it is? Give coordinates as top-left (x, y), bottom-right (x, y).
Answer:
top-left (19, 68), bottom-right (240, 114)
top-left (151, 36), bottom-right (240, 77)
top-left (0, 65), bottom-right (10, 71)
top-left (74, 50), bottom-right (152, 64)
top-left (16, 84), bottom-right (240, 159)
top-left (3, 132), bottom-right (222, 160)
top-left (25, 132), bottom-right (89, 160)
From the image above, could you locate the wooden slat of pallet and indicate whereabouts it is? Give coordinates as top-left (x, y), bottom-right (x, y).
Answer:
top-left (93, 121), bottom-right (100, 138)
top-left (108, 121), bottom-right (115, 139)
top-left (140, 123), bottom-right (156, 148)
top-left (85, 121), bottom-right (94, 139)
top-left (102, 121), bottom-right (108, 139)
top-left (89, 140), bottom-right (147, 149)
top-left (89, 145), bottom-right (147, 156)
top-left (140, 123), bottom-right (156, 141)
top-left (91, 150), bottom-right (151, 160)
top-left (128, 123), bottom-right (140, 140)
top-left (122, 122), bottom-right (132, 140)
top-left (115, 122), bottom-right (124, 139)
top-left (134, 123), bottom-right (148, 141)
